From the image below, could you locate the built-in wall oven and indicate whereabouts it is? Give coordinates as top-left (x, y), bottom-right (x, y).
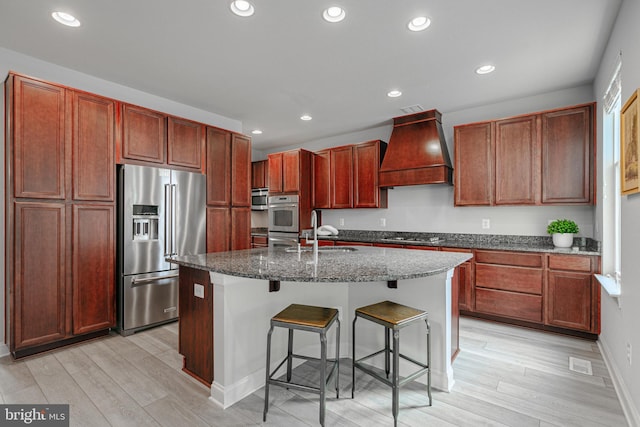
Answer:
top-left (268, 194), bottom-right (299, 247)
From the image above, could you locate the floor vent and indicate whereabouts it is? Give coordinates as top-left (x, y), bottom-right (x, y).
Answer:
top-left (400, 104), bottom-right (424, 114)
top-left (569, 356), bottom-right (593, 375)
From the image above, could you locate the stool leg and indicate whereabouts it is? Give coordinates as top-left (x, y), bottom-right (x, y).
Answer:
top-left (385, 326), bottom-right (391, 379)
top-left (335, 318), bottom-right (341, 398)
top-left (351, 316), bottom-right (357, 399)
top-left (286, 328), bottom-right (294, 382)
top-left (320, 331), bottom-right (327, 427)
top-left (263, 324), bottom-right (274, 422)
top-left (426, 318), bottom-right (432, 406)
top-left (392, 329), bottom-right (400, 427)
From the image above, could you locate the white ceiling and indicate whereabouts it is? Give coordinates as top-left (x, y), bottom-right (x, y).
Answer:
top-left (0, 0), bottom-right (622, 150)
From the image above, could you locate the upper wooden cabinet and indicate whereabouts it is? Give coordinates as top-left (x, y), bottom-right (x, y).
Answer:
top-left (206, 127), bottom-right (231, 206)
top-left (121, 104), bottom-right (167, 164)
top-left (10, 75), bottom-right (67, 200)
top-left (251, 160), bottom-right (269, 189)
top-left (331, 145), bottom-right (354, 208)
top-left (73, 92), bottom-right (116, 202)
top-left (312, 140), bottom-right (387, 209)
top-left (121, 105), bottom-right (206, 172)
top-left (453, 103), bottom-right (595, 206)
top-left (354, 140), bottom-right (387, 208)
top-left (541, 105), bottom-right (593, 204)
top-left (454, 122), bottom-right (492, 206)
top-left (167, 116), bottom-right (205, 171)
top-left (231, 134), bottom-right (251, 207)
top-left (268, 149), bottom-right (313, 194)
top-left (494, 115), bottom-right (539, 205)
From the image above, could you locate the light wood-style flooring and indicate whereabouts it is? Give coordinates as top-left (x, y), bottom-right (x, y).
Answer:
top-left (0, 317), bottom-right (628, 426)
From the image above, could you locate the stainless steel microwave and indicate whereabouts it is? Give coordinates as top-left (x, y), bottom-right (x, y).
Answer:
top-left (251, 188), bottom-right (269, 211)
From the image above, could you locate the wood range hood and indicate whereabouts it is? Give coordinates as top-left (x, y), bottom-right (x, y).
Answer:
top-left (379, 109), bottom-right (453, 187)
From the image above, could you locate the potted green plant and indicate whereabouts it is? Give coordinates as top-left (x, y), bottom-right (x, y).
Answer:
top-left (547, 219), bottom-right (579, 248)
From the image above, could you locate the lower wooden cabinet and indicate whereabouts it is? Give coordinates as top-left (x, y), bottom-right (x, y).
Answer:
top-left (11, 201), bottom-right (115, 356)
top-left (251, 234), bottom-right (268, 248)
top-left (178, 266), bottom-right (213, 385)
top-left (207, 207), bottom-right (251, 252)
top-left (442, 248), bottom-right (474, 312)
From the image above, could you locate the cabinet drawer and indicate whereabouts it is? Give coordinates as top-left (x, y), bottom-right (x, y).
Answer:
top-left (548, 254), bottom-right (592, 272)
top-left (476, 264), bottom-right (542, 294)
top-left (475, 288), bottom-right (542, 322)
top-left (251, 235), bottom-right (267, 245)
top-left (475, 250), bottom-right (543, 268)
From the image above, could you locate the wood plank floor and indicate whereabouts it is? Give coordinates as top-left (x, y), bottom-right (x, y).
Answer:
top-left (0, 317), bottom-right (627, 426)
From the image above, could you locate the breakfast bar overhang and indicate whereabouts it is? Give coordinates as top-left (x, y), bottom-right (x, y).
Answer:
top-left (168, 246), bottom-right (472, 409)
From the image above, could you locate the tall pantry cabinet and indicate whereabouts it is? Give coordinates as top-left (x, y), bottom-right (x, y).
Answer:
top-left (5, 74), bottom-right (115, 357)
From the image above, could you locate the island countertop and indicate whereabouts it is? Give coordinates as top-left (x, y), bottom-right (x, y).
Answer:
top-left (167, 246), bottom-right (472, 283)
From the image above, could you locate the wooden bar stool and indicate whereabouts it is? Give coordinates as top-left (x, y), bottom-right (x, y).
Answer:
top-left (263, 304), bottom-right (340, 427)
top-left (351, 300), bottom-right (431, 426)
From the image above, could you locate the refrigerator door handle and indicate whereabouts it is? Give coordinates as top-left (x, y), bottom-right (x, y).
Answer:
top-left (164, 184), bottom-right (172, 257)
top-left (171, 183), bottom-right (177, 256)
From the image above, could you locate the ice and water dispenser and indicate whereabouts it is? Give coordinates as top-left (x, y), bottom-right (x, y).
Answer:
top-left (132, 204), bottom-right (159, 241)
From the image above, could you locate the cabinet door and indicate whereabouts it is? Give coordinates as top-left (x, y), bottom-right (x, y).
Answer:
top-left (494, 115), bottom-right (539, 205)
top-left (167, 116), bottom-right (205, 171)
top-left (251, 160), bottom-right (267, 189)
top-left (12, 76), bottom-right (67, 199)
top-left (283, 151), bottom-right (301, 193)
top-left (13, 202), bottom-right (67, 350)
top-left (206, 207), bottom-right (230, 253)
top-left (231, 207), bottom-right (251, 250)
top-left (541, 105), bottom-right (593, 204)
top-left (179, 266), bottom-right (213, 385)
top-left (354, 141), bottom-right (385, 208)
top-left (72, 204), bottom-right (115, 334)
top-left (73, 92), bottom-right (115, 201)
top-left (442, 247), bottom-right (474, 312)
top-left (545, 271), bottom-right (593, 331)
top-left (331, 146), bottom-right (353, 208)
top-left (231, 134), bottom-right (251, 207)
top-left (313, 150), bottom-right (331, 208)
top-left (454, 122), bottom-right (493, 206)
top-left (122, 104), bottom-right (167, 164)
top-left (206, 127), bottom-right (231, 206)
top-left (268, 153), bottom-right (283, 193)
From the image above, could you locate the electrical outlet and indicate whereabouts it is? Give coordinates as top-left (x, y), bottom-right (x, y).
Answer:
top-left (339, 218), bottom-right (345, 226)
top-left (194, 283), bottom-right (205, 299)
top-left (379, 218), bottom-right (386, 227)
top-left (627, 342), bottom-right (633, 365)
top-left (482, 218), bottom-right (490, 229)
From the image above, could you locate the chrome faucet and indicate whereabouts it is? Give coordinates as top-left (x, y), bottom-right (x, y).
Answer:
top-left (306, 210), bottom-right (319, 260)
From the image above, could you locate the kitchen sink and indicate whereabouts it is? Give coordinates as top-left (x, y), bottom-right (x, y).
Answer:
top-left (284, 246), bottom-right (358, 253)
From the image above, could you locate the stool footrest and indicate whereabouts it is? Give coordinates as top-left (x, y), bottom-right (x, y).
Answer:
top-left (268, 356), bottom-right (339, 394)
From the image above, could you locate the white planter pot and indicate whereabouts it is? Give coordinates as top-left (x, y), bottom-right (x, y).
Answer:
top-left (552, 233), bottom-right (574, 248)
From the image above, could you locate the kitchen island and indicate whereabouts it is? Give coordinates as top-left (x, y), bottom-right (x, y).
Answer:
top-left (168, 246), bottom-right (472, 408)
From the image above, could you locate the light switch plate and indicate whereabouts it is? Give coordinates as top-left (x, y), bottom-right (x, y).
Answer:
top-left (194, 283), bottom-right (205, 298)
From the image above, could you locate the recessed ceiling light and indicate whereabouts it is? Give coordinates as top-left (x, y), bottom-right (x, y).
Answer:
top-left (230, 1), bottom-right (254, 17)
top-left (387, 90), bottom-right (402, 98)
top-left (251, 129), bottom-right (263, 135)
top-left (475, 64), bottom-right (496, 75)
top-left (408, 16), bottom-right (431, 32)
top-left (51, 11), bottom-right (81, 27)
top-left (323, 6), bottom-right (345, 23)
top-left (300, 114), bottom-right (313, 121)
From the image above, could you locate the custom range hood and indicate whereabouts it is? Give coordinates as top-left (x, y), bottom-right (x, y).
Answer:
top-left (379, 109), bottom-right (453, 187)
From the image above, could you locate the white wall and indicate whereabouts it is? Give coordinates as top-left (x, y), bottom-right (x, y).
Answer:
top-left (594, 0), bottom-right (640, 424)
top-left (268, 85), bottom-right (597, 238)
top-left (0, 47), bottom-right (243, 357)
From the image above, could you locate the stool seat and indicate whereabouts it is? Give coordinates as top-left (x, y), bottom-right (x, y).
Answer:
top-left (352, 300), bottom-right (431, 427)
top-left (264, 304), bottom-right (340, 427)
top-left (355, 300), bottom-right (427, 328)
top-left (273, 304), bottom-right (339, 329)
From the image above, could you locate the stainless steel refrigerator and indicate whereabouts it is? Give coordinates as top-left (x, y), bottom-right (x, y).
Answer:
top-left (116, 164), bottom-right (206, 335)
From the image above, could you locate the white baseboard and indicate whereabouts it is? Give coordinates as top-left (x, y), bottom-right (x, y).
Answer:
top-left (598, 339), bottom-right (639, 427)
top-left (0, 343), bottom-right (9, 358)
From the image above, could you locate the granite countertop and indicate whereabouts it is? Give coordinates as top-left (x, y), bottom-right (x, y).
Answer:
top-left (302, 230), bottom-right (601, 256)
top-left (167, 246), bottom-right (472, 283)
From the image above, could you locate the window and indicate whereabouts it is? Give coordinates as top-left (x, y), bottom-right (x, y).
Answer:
top-left (598, 57), bottom-right (622, 297)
